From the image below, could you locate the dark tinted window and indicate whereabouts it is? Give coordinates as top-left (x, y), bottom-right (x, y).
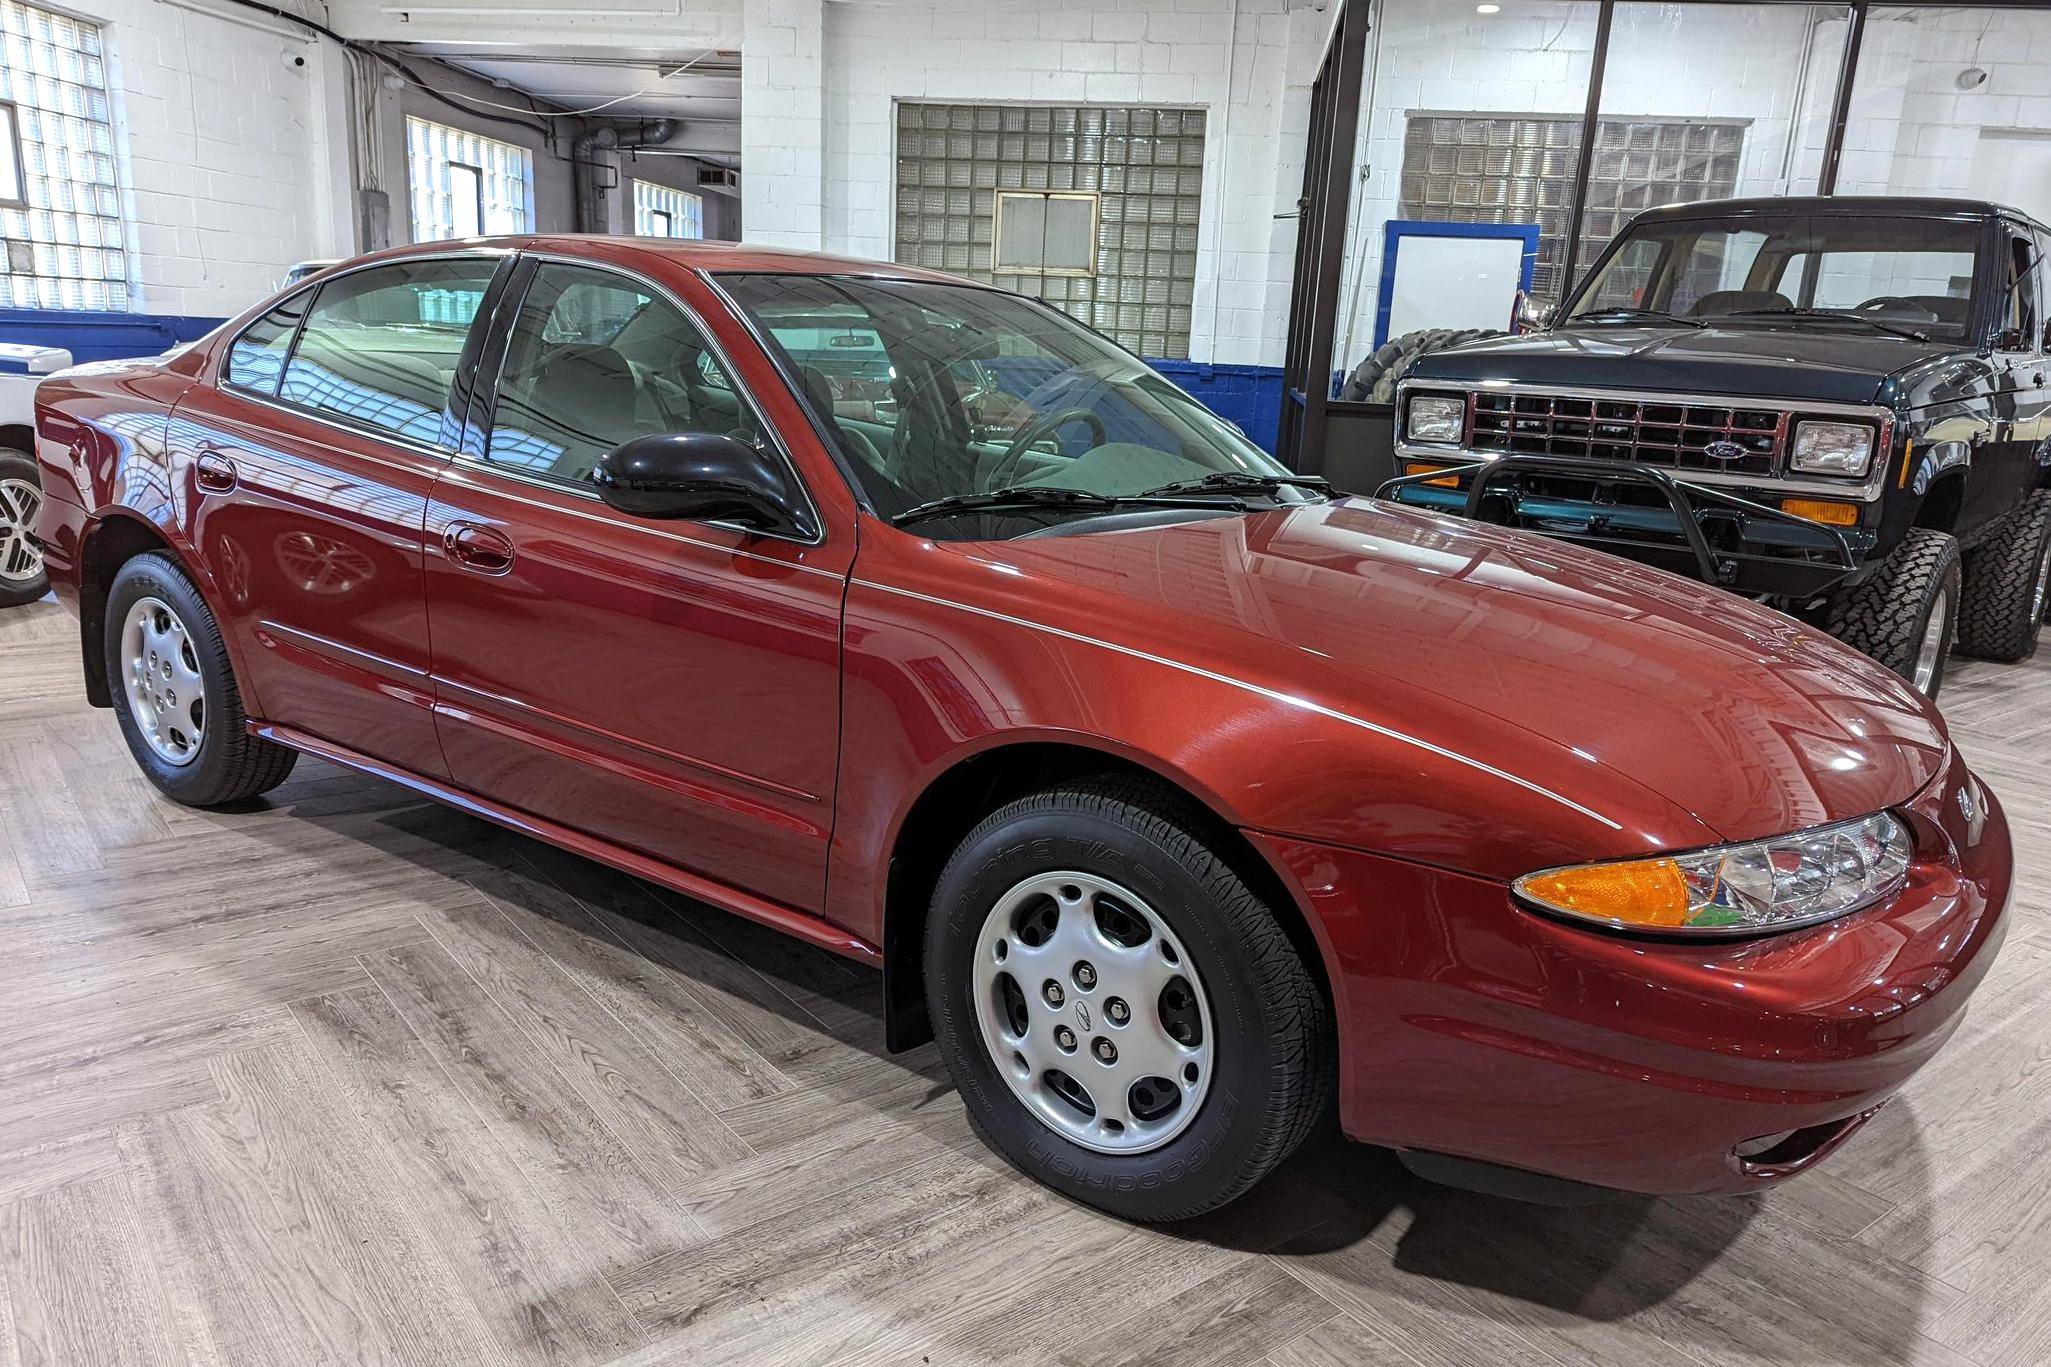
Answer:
top-left (2005, 229), bottom-right (2042, 345)
top-left (484, 262), bottom-right (762, 486)
top-left (224, 293), bottom-right (308, 396)
top-left (281, 258), bottom-right (497, 446)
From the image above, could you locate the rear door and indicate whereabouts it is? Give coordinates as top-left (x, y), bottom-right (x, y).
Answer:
top-left (422, 255), bottom-right (852, 913)
top-left (171, 253), bottom-right (507, 774)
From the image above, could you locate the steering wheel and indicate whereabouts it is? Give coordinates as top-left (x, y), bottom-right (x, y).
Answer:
top-left (1856, 295), bottom-right (1940, 320)
top-left (986, 407), bottom-right (1108, 490)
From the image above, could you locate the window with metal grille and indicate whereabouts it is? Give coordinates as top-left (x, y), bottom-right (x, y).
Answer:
top-left (1398, 113), bottom-right (1745, 300)
top-left (894, 101), bottom-right (1205, 358)
top-left (406, 116), bottom-right (533, 243)
top-left (633, 179), bottom-right (703, 239)
top-left (0, 1), bottom-right (129, 311)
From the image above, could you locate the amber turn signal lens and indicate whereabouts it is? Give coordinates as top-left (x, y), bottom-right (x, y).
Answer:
top-left (1782, 498), bottom-right (1859, 527)
top-left (1516, 859), bottom-right (1692, 928)
top-left (1404, 462), bottom-right (1460, 488)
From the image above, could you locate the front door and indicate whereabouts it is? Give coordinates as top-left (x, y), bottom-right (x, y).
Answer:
top-left (424, 257), bottom-right (850, 913)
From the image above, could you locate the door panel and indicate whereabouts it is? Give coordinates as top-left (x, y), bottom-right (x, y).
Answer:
top-left (425, 259), bottom-right (851, 912)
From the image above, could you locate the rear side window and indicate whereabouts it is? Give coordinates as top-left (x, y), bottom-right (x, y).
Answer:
top-left (279, 258), bottom-right (499, 447)
top-left (224, 294), bottom-right (309, 396)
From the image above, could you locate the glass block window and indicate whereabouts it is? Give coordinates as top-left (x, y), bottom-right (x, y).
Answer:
top-left (1398, 113), bottom-right (1745, 300)
top-left (632, 178), bottom-right (703, 239)
top-left (406, 116), bottom-right (533, 243)
top-left (0, 1), bottom-right (130, 311)
top-left (895, 102), bottom-right (1206, 358)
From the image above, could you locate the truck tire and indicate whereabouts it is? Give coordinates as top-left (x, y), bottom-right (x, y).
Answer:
top-left (1824, 527), bottom-right (1961, 699)
top-left (0, 449), bottom-right (47, 610)
top-left (1341, 327), bottom-right (1505, 403)
top-left (1955, 488), bottom-right (2051, 663)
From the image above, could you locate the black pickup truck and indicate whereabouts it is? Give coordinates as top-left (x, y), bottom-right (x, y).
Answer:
top-left (1388, 196), bottom-right (2051, 698)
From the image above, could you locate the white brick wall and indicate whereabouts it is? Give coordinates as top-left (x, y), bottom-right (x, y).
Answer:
top-left (97, 0), bottom-right (351, 317)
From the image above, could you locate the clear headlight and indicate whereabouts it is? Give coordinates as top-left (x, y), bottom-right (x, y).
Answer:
top-left (1791, 420), bottom-right (1875, 477)
top-left (1513, 812), bottom-right (1911, 935)
top-left (1405, 394), bottom-right (1465, 444)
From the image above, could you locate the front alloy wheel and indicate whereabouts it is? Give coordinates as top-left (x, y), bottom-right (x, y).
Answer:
top-left (0, 450), bottom-right (48, 609)
top-left (121, 596), bottom-right (208, 765)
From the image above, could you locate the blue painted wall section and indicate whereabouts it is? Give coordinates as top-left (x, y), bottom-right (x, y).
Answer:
top-left (0, 308), bottom-right (1287, 455)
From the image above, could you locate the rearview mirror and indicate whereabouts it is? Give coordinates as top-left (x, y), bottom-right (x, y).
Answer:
top-left (590, 431), bottom-right (814, 538)
top-left (1511, 289), bottom-right (1555, 334)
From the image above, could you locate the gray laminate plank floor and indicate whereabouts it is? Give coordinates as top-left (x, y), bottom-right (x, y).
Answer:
top-left (0, 593), bottom-right (2044, 1366)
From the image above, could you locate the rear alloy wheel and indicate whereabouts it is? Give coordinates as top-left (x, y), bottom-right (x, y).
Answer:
top-left (1956, 488), bottom-right (2051, 663)
top-left (0, 450), bottom-right (48, 609)
top-left (927, 777), bottom-right (1333, 1222)
top-left (1824, 527), bottom-right (1961, 699)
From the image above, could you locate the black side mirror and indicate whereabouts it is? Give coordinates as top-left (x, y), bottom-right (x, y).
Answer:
top-left (590, 431), bottom-right (814, 538)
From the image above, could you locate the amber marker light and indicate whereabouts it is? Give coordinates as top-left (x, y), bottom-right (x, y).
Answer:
top-left (1403, 462), bottom-right (1460, 488)
top-left (1781, 497), bottom-right (1860, 527)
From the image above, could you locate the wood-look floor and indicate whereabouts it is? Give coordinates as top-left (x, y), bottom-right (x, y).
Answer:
top-left (2, 591), bottom-right (2048, 1367)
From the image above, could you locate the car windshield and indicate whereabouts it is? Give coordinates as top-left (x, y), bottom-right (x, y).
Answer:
top-left (716, 273), bottom-right (1308, 536)
top-left (1566, 213), bottom-right (1981, 341)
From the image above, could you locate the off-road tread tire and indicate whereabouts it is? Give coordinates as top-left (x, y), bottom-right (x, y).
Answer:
top-left (1956, 488), bottom-right (2051, 663)
top-left (0, 449), bottom-right (48, 609)
top-left (105, 551), bottom-right (297, 805)
top-left (926, 774), bottom-right (1334, 1222)
top-left (1341, 327), bottom-right (1506, 403)
top-left (1824, 527), bottom-right (1961, 695)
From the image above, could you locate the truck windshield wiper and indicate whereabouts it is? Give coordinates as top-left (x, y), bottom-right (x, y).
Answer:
top-left (1723, 307), bottom-right (1930, 342)
top-left (1572, 306), bottom-right (1707, 329)
top-left (1133, 471), bottom-right (1334, 499)
top-left (889, 485), bottom-right (1242, 528)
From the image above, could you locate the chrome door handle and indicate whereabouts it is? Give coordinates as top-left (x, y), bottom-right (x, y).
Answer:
top-left (194, 449), bottom-right (237, 494)
top-left (441, 521), bottom-right (515, 574)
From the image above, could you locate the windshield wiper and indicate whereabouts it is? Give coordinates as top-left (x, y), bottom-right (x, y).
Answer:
top-left (1573, 306), bottom-right (1707, 329)
top-left (1723, 307), bottom-right (1930, 342)
top-left (889, 485), bottom-right (1241, 529)
top-left (1133, 471), bottom-right (1334, 499)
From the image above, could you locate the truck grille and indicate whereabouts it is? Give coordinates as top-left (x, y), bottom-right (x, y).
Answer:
top-left (1469, 391), bottom-right (1783, 476)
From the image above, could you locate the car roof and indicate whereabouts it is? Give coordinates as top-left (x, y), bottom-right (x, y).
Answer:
top-left (1631, 195), bottom-right (2050, 233)
top-left (340, 235), bottom-right (980, 287)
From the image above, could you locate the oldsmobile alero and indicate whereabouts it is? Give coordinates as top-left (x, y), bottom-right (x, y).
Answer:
top-left (30, 238), bottom-right (2011, 1219)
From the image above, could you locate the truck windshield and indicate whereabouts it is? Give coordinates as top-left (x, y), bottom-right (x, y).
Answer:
top-left (1567, 214), bottom-right (1980, 342)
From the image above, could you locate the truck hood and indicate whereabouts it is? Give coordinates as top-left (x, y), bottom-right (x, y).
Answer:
top-left (974, 499), bottom-right (1948, 863)
top-left (1409, 322), bottom-right (1957, 405)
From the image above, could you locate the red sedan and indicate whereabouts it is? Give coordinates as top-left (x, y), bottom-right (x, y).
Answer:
top-left (31, 239), bottom-right (2010, 1220)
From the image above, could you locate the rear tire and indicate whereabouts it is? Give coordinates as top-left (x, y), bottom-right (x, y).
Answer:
top-left (105, 551), bottom-right (297, 806)
top-left (1956, 488), bottom-right (2051, 663)
top-left (0, 449), bottom-right (48, 609)
top-left (925, 776), bottom-right (1333, 1223)
top-left (1824, 527), bottom-right (1960, 699)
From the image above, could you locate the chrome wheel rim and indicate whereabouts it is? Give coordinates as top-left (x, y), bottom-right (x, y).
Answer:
top-left (0, 476), bottom-right (42, 586)
top-left (1913, 585), bottom-right (1950, 694)
top-left (121, 596), bottom-right (206, 766)
top-left (970, 871), bottom-right (1213, 1155)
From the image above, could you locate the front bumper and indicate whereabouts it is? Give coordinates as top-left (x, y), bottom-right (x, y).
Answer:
top-left (1383, 455), bottom-right (1866, 598)
top-left (1255, 748), bottom-right (2010, 1196)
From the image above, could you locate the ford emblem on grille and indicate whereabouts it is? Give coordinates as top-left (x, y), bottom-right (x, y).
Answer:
top-left (1703, 439), bottom-right (1748, 462)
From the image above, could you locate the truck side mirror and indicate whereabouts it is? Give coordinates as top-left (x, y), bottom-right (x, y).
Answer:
top-left (1511, 289), bottom-right (1554, 335)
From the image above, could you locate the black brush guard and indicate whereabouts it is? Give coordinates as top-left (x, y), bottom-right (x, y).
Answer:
top-left (1376, 455), bottom-right (1857, 596)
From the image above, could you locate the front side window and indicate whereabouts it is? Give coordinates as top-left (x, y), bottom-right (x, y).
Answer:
top-left (1570, 214), bottom-right (1980, 340)
top-left (280, 258), bottom-right (499, 446)
top-left (718, 273), bottom-right (1297, 536)
top-left (406, 117), bottom-right (533, 243)
top-left (484, 262), bottom-right (765, 486)
top-left (2001, 230), bottom-right (2040, 346)
top-left (0, 3), bottom-right (130, 311)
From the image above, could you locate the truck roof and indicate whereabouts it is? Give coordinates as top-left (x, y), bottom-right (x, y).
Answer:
top-left (1634, 195), bottom-right (2048, 233)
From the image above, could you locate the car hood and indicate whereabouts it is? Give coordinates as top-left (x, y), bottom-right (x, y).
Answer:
top-left (1409, 323), bottom-right (1957, 405)
top-left (966, 499), bottom-right (1948, 863)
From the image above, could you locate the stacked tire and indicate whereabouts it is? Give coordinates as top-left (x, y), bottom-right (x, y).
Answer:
top-left (1341, 327), bottom-right (1507, 403)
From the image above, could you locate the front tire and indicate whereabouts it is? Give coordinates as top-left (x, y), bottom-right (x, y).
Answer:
top-left (1956, 488), bottom-right (2051, 663)
top-left (105, 551), bottom-right (297, 806)
top-left (0, 449), bottom-right (48, 609)
top-left (926, 777), bottom-right (1332, 1222)
top-left (1824, 527), bottom-right (1960, 699)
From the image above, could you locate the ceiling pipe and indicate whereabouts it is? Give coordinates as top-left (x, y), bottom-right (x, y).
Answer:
top-left (573, 117), bottom-right (681, 233)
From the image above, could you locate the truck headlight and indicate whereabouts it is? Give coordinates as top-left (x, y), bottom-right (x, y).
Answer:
top-left (1513, 812), bottom-right (1911, 935)
top-left (1791, 420), bottom-right (1875, 476)
top-left (1405, 394), bottom-right (1465, 445)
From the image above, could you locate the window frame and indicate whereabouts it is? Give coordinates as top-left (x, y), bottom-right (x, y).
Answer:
top-left (465, 252), bottom-right (824, 546)
top-left (991, 190), bottom-right (1101, 279)
top-left (214, 250), bottom-right (511, 459)
top-left (405, 115), bottom-right (536, 243)
top-left (0, 100), bottom-right (26, 211)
